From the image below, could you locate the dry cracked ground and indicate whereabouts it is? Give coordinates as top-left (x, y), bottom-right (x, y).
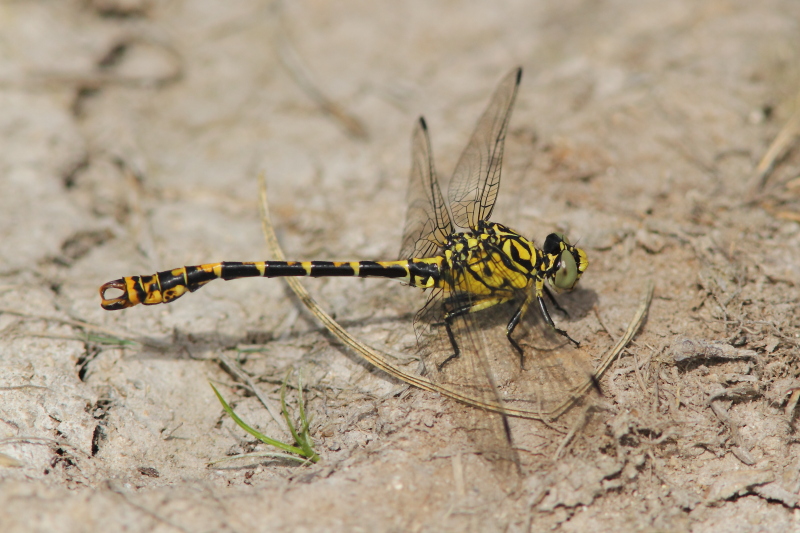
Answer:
top-left (2, 1), bottom-right (800, 532)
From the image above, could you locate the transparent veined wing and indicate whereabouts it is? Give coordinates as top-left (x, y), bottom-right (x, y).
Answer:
top-left (448, 68), bottom-right (521, 230)
top-left (398, 118), bottom-right (453, 260)
top-left (413, 250), bottom-right (597, 480)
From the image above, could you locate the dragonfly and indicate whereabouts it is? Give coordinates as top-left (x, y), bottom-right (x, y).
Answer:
top-left (100, 68), bottom-right (593, 471)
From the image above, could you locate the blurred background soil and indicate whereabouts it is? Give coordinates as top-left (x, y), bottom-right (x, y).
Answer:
top-left (1, 1), bottom-right (800, 531)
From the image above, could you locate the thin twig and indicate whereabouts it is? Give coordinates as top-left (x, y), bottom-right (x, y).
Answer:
top-left (217, 353), bottom-right (284, 426)
top-left (277, 35), bottom-right (368, 140)
top-left (751, 89), bottom-right (800, 193)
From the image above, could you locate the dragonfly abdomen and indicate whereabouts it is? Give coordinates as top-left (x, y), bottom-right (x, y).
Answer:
top-left (99, 259), bottom-right (443, 310)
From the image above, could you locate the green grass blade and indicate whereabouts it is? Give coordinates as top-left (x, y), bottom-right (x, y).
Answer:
top-left (210, 382), bottom-right (316, 460)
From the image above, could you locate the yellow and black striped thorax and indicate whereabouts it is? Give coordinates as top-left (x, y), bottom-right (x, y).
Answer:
top-left (437, 220), bottom-right (588, 297)
top-left (437, 221), bottom-right (540, 296)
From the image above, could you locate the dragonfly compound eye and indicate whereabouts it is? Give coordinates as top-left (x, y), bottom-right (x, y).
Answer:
top-left (553, 249), bottom-right (578, 291)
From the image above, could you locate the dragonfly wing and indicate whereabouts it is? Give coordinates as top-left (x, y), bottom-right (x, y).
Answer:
top-left (398, 118), bottom-right (453, 260)
top-left (448, 68), bottom-right (521, 230)
top-left (414, 252), bottom-right (597, 476)
top-left (499, 293), bottom-right (598, 419)
top-left (415, 284), bottom-right (522, 482)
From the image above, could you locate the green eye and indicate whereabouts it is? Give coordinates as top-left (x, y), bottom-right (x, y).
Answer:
top-left (554, 250), bottom-right (578, 290)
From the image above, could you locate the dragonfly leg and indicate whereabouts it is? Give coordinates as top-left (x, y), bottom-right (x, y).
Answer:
top-left (438, 317), bottom-right (462, 371)
top-left (434, 295), bottom-right (473, 370)
top-left (436, 294), bottom-right (510, 371)
top-left (537, 295), bottom-right (580, 347)
top-left (543, 285), bottom-right (570, 318)
top-left (506, 296), bottom-right (533, 368)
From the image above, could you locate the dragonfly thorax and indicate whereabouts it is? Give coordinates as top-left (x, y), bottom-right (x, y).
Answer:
top-left (438, 221), bottom-right (541, 297)
top-left (432, 219), bottom-right (588, 301)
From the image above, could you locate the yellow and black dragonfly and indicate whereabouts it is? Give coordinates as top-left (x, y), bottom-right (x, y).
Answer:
top-left (100, 68), bottom-right (595, 472)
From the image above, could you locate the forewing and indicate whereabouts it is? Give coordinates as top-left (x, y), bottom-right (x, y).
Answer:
top-left (398, 118), bottom-right (453, 260)
top-left (448, 68), bottom-right (521, 230)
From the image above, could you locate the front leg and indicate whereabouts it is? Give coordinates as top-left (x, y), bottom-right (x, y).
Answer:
top-left (543, 285), bottom-right (569, 318)
top-left (536, 293), bottom-right (580, 347)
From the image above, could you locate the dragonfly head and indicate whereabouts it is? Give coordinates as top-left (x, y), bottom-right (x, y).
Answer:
top-left (542, 233), bottom-right (589, 292)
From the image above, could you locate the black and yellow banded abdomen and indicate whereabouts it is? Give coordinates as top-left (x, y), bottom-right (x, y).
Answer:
top-left (99, 259), bottom-right (442, 311)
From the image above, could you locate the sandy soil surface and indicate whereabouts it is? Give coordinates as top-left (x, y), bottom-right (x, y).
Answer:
top-left (2, 1), bottom-right (800, 531)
